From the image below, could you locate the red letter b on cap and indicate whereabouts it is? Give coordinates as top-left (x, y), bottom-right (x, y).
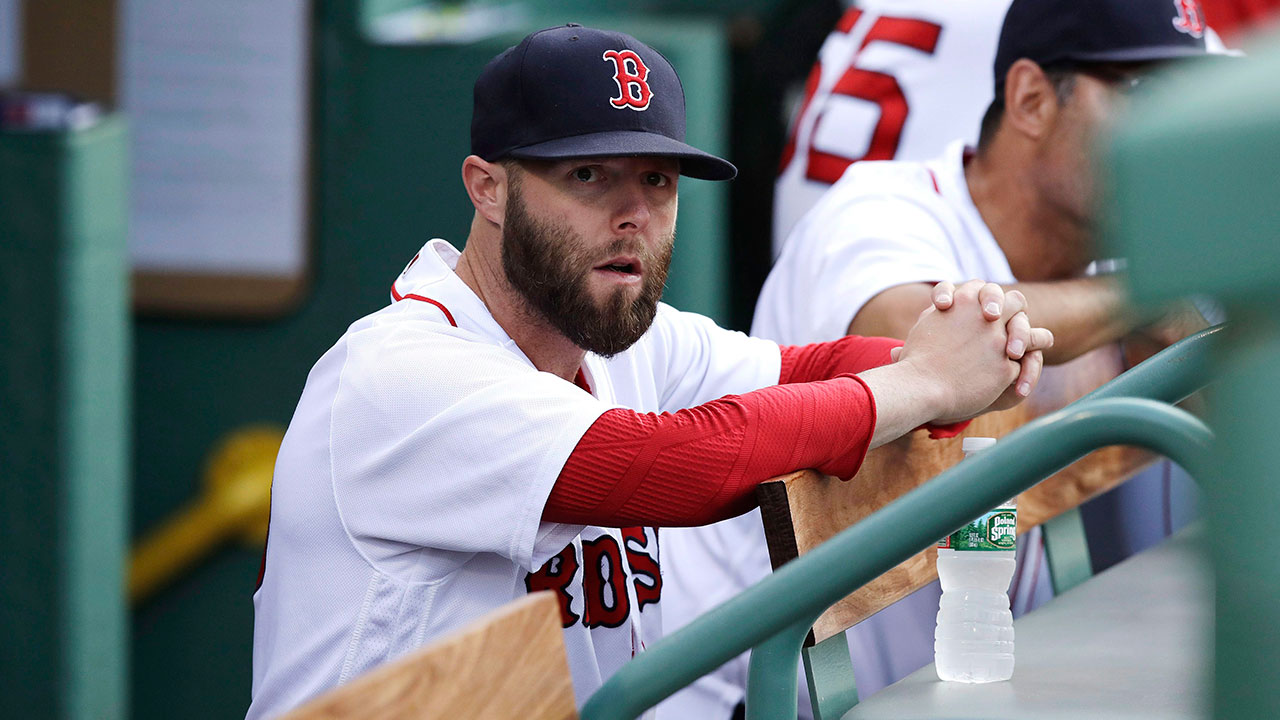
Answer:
top-left (603, 50), bottom-right (653, 111)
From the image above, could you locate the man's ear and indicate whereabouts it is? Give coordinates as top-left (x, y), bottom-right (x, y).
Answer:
top-left (1002, 59), bottom-right (1062, 142)
top-left (461, 155), bottom-right (508, 226)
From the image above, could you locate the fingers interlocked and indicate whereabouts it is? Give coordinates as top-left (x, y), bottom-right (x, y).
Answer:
top-left (929, 279), bottom-right (1054, 398)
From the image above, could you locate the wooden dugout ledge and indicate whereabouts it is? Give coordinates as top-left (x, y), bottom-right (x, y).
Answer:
top-left (757, 345), bottom-right (1156, 645)
top-left (282, 592), bottom-right (577, 720)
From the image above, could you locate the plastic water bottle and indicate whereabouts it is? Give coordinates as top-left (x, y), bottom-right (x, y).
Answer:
top-left (934, 437), bottom-right (1016, 682)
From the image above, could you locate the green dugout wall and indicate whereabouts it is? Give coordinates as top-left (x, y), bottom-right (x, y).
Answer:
top-left (0, 117), bottom-right (131, 719)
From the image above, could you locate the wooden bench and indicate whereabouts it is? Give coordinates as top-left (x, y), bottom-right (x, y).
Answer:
top-left (283, 591), bottom-right (577, 720)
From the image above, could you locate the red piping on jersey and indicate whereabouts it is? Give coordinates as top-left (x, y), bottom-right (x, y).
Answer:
top-left (927, 169), bottom-right (941, 195)
top-left (391, 284), bottom-right (458, 327)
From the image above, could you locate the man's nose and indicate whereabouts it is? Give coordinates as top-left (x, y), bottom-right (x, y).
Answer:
top-left (612, 183), bottom-right (652, 233)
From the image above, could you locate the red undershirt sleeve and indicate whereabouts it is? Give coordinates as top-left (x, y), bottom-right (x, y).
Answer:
top-left (781, 336), bottom-right (969, 439)
top-left (545, 335), bottom-right (969, 528)
top-left (778, 335), bottom-right (901, 383)
top-left (546, 374), bottom-right (876, 527)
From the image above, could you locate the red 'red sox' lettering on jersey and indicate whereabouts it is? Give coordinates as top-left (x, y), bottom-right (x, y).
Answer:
top-left (526, 527), bottom-right (661, 629)
top-left (621, 526), bottom-right (662, 609)
top-left (525, 545), bottom-right (582, 626)
top-left (602, 50), bottom-right (654, 110)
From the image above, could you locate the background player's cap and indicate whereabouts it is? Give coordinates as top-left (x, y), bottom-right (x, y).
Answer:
top-left (471, 24), bottom-right (737, 181)
top-left (993, 0), bottom-right (1214, 97)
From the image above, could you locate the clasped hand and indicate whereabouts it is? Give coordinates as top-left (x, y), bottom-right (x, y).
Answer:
top-left (890, 279), bottom-right (1055, 423)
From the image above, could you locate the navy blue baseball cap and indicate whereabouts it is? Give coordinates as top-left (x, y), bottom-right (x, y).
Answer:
top-left (994, 0), bottom-right (1213, 98)
top-left (471, 24), bottom-right (737, 181)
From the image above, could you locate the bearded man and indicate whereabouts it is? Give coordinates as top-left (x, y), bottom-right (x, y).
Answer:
top-left (245, 24), bottom-right (1053, 720)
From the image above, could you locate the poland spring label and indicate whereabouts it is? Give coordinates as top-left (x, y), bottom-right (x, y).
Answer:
top-left (937, 504), bottom-right (1017, 551)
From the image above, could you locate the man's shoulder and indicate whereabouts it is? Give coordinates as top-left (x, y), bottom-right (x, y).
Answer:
top-left (794, 158), bottom-right (962, 244)
top-left (609, 303), bottom-right (773, 375)
top-left (824, 158), bottom-right (949, 208)
top-left (328, 302), bottom-right (535, 391)
top-left (343, 300), bottom-right (479, 348)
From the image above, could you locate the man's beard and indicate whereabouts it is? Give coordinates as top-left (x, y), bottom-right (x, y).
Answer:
top-left (501, 187), bottom-right (672, 358)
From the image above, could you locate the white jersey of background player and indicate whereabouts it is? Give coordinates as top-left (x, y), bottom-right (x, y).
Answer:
top-left (770, 0), bottom-right (1227, 572)
top-left (771, 0), bottom-right (1013, 258)
top-left (248, 239), bottom-right (783, 719)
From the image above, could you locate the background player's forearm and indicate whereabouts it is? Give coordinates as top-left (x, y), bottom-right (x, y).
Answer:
top-left (850, 276), bottom-right (1131, 364)
top-left (1001, 277), bottom-right (1132, 363)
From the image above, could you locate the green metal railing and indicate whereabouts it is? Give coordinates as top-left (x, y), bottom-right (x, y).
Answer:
top-left (581, 326), bottom-right (1222, 720)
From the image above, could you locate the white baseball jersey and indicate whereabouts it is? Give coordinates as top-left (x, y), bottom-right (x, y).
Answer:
top-left (762, 141), bottom-right (1015, 343)
top-left (247, 239), bottom-right (782, 719)
top-left (660, 141), bottom-right (1055, 720)
top-left (772, 0), bottom-right (1013, 257)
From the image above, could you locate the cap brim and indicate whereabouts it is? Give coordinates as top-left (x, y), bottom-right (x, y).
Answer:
top-left (506, 130), bottom-right (737, 181)
top-left (1065, 45), bottom-right (1217, 64)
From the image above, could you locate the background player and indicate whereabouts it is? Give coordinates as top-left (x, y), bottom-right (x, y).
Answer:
top-left (771, 0), bottom-right (1013, 258)
top-left (663, 2), bottom-right (1220, 718)
top-left (771, 0), bottom-right (1237, 259)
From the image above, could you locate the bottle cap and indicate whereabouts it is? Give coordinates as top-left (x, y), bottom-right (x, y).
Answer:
top-left (962, 437), bottom-right (998, 455)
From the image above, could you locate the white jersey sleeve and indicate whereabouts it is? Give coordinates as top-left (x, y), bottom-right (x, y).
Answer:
top-left (330, 314), bottom-right (609, 576)
top-left (755, 181), bottom-right (960, 345)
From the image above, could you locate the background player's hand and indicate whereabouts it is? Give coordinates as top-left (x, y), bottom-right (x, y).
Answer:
top-left (1121, 299), bottom-right (1209, 369)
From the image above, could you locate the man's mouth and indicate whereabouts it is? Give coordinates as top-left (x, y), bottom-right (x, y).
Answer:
top-left (594, 256), bottom-right (643, 278)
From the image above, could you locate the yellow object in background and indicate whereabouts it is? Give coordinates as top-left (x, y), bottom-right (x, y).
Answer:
top-left (129, 425), bottom-right (284, 604)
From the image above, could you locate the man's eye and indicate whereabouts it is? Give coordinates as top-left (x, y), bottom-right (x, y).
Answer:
top-left (574, 167), bottom-right (601, 183)
top-left (645, 172), bottom-right (669, 187)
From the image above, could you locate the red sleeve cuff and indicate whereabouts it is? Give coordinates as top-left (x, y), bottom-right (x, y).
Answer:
top-left (922, 420), bottom-right (970, 439)
top-left (832, 373), bottom-right (877, 480)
